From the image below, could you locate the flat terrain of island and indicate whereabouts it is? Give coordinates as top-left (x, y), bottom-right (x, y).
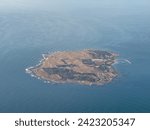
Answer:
top-left (26, 49), bottom-right (118, 85)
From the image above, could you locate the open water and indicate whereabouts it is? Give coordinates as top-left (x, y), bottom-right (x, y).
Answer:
top-left (0, 0), bottom-right (150, 112)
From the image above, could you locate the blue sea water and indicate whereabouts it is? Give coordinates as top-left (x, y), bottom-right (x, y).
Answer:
top-left (0, 0), bottom-right (150, 112)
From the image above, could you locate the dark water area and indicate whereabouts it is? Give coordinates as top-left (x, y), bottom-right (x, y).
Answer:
top-left (0, 0), bottom-right (150, 112)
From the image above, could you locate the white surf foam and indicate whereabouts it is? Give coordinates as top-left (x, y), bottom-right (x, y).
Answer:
top-left (116, 59), bottom-right (132, 64)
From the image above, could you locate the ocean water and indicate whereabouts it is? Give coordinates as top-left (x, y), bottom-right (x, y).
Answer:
top-left (0, 0), bottom-right (150, 112)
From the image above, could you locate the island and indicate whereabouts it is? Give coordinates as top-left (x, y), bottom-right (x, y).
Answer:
top-left (26, 49), bottom-right (118, 86)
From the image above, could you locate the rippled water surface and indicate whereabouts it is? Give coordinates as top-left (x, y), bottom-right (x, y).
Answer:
top-left (0, 0), bottom-right (150, 112)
